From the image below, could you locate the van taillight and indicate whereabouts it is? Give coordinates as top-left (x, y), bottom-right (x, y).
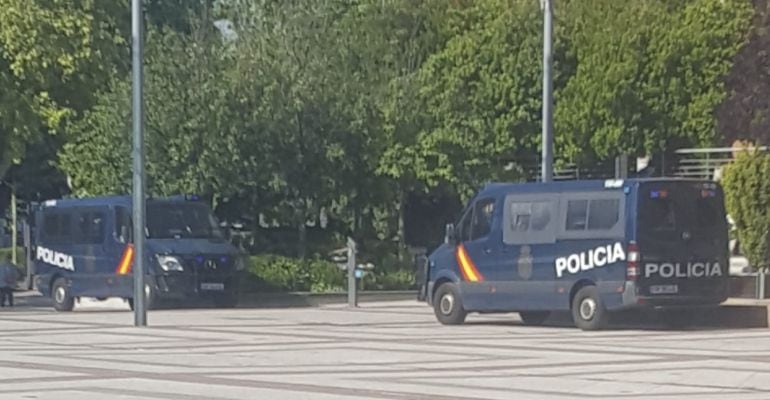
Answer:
top-left (627, 242), bottom-right (640, 281)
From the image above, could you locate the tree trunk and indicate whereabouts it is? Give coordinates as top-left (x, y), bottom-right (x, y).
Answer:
top-left (297, 209), bottom-right (307, 260)
top-left (397, 189), bottom-right (407, 264)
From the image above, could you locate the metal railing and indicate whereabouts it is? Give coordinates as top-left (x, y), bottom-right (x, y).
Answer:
top-left (673, 147), bottom-right (768, 181)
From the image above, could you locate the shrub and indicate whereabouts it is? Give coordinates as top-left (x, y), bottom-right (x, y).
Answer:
top-left (0, 247), bottom-right (25, 282)
top-left (246, 254), bottom-right (345, 293)
top-left (722, 150), bottom-right (770, 271)
top-left (370, 269), bottom-right (415, 291)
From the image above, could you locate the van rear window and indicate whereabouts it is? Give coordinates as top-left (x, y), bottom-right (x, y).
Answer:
top-left (638, 184), bottom-right (725, 239)
top-left (640, 197), bottom-right (676, 232)
top-left (695, 196), bottom-right (722, 229)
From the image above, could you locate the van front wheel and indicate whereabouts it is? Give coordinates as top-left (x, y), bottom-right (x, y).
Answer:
top-left (433, 283), bottom-right (467, 325)
top-left (571, 286), bottom-right (607, 331)
top-left (52, 278), bottom-right (74, 312)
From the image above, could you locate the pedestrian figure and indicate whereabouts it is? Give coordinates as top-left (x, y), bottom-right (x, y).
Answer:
top-left (0, 254), bottom-right (17, 307)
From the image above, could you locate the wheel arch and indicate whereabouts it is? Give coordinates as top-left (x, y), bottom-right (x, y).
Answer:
top-left (568, 279), bottom-right (596, 309)
top-left (430, 270), bottom-right (461, 305)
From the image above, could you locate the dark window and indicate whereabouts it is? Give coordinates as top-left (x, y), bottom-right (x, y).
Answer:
top-left (695, 197), bottom-right (721, 229)
top-left (470, 198), bottom-right (495, 240)
top-left (510, 201), bottom-right (552, 232)
top-left (75, 212), bottom-right (105, 244)
top-left (530, 202), bottom-right (552, 231)
top-left (115, 207), bottom-right (132, 243)
top-left (146, 203), bottom-right (223, 239)
top-left (42, 213), bottom-right (72, 244)
top-left (43, 214), bottom-right (60, 238)
top-left (510, 203), bottom-right (531, 232)
top-left (588, 199), bottom-right (620, 230)
top-left (503, 197), bottom-right (556, 245)
top-left (566, 200), bottom-right (588, 231)
top-left (638, 186), bottom-right (725, 241)
top-left (641, 198), bottom-right (676, 232)
top-left (565, 198), bottom-right (621, 232)
top-left (458, 208), bottom-right (473, 242)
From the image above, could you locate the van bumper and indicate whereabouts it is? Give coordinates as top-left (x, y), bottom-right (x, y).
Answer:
top-left (621, 281), bottom-right (728, 309)
top-left (152, 273), bottom-right (241, 300)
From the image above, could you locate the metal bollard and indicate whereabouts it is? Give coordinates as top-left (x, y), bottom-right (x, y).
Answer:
top-left (347, 237), bottom-right (357, 307)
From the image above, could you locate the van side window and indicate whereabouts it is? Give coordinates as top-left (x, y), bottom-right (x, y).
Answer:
top-left (566, 200), bottom-right (589, 231)
top-left (470, 198), bottom-right (496, 240)
top-left (42, 213), bottom-right (72, 245)
top-left (43, 214), bottom-right (60, 238)
top-left (504, 197), bottom-right (556, 244)
top-left (588, 199), bottom-right (620, 230)
top-left (457, 208), bottom-right (473, 242)
top-left (560, 194), bottom-right (624, 238)
top-left (115, 207), bottom-right (132, 243)
top-left (76, 212), bottom-right (105, 244)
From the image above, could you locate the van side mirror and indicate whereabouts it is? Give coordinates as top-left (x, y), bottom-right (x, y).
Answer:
top-left (444, 223), bottom-right (456, 244)
top-left (218, 221), bottom-right (232, 240)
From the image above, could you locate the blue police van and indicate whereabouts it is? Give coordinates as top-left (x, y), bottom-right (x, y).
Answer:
top-left (418, 178), bottom-right (729, 330)
top-left (30, 195), bottom-right (246, 311)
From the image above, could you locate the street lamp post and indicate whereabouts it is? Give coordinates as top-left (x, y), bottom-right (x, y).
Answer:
top-left (131, 0), bottom-right (147, 327)
top-left (541, 0), bottom-right (554, 183)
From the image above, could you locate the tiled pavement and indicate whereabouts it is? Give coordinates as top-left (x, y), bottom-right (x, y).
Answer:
top-left (1, 299), bottom-right (770, 399)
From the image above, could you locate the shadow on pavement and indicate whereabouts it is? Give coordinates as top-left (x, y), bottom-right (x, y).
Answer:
top-left (466, 306), bottom-right (769, 331)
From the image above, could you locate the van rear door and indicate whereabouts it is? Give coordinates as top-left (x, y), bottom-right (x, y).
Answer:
top-left (636, 181), bottom-right (728, 303)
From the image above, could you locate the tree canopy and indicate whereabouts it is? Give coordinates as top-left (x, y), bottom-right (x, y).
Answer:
top-left (1, 0), bottom-right (757, 255)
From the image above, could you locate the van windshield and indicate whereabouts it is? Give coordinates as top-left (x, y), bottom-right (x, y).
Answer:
top-left (146, 203), bottom-right (223, 240)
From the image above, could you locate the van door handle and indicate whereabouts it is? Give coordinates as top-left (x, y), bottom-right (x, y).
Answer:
top-left (483, 248), bottom-right (493, 254)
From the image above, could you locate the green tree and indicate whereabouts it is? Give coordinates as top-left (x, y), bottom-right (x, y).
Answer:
top-left (411, 0), bottom-right (557, 199)
top-left (0, 0), bottom-right (221, 197)
top-left (722, 150), bottom-right (770, 271)
top-left (60, 17), bottom-right (249, 200)
top-left (558, 0), bottom-right (752, 165)
top-left (0, 0), bottom-right (127, 178)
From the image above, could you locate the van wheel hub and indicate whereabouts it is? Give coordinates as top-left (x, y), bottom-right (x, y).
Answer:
top-left (579, 298), bottom-right (597, 320)
top-left (54, 286), bottom-right (66, 304)
top-left (440, 293), bottom-right (455, 315)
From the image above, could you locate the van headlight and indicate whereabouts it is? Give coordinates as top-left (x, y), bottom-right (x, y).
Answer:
top-left (157, 255), bottom-right (184, 272)
top-left (234, 257), bottom-right (247, 272)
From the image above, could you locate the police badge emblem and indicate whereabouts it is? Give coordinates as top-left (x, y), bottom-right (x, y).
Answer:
top-left (518, 245), bottom-right (533, 280)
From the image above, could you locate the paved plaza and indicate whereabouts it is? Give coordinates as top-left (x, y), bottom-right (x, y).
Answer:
top-left (2, 298), bottom-right (770, 399)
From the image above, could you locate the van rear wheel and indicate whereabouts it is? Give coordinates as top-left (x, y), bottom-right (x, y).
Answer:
top-left (52, 278), bottom-right (74, 312)
top-left (519, 311), bottom-right (550, 326)
top-left (433, 283), bottom-right (467, 325)
top-left (571, 286), bottom-right (607, 331)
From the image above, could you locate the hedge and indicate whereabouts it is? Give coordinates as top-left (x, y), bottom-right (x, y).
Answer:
top-left (242, 254), bottom-right (416, 293)
top-left (244, 254), bottom-right (346, 293)
top-left (723, 150), bottom-right (770, 271)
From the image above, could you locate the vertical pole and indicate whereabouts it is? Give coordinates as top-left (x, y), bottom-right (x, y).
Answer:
top-left (23, 220), bottom-right (32, 290)
top-left (132, 0), bottom-right (147, 327)
top-left (10, 188), bottom-right (16, 265)
top-left (615, 154), bottom-right (628, 179)
top-left (347, 237), bottom-right (357, 307)
top-left (541, 0), bottom-right (554, 183)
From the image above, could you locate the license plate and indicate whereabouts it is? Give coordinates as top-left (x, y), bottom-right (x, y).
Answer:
top-left (650, 284), bottom-right (678, 294)
top-left (201, 283), bottom-right (225, 291)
